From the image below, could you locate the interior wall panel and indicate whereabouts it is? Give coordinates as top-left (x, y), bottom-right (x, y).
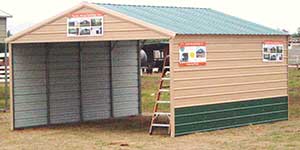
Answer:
top-left (12, 41), bottom-right (140, 128)
top-left (81, 42), bottom-right (111, 121)
top-left (48, 43), bottom-right (80, 124)
top-left (13, 43), bottom-right (47, 128)
top-left (112, 41), bottom-right (139, 117)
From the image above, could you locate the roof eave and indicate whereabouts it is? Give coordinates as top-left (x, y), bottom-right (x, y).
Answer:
top-left (0, 15), bottom-right (12, 18)
top-left (175, 33), bottom-right (289, 36)
top-left (0, 10), bottom-right (12, 18)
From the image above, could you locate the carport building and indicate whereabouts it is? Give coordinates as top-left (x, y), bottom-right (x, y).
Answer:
top-left (6, 2), bottom-right (289, 137)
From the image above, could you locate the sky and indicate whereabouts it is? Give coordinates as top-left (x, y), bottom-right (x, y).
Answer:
top-left (1, 0), bottom-right (299, 34)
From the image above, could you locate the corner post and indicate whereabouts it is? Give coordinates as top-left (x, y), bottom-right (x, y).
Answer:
top-left (286, 36), bottom-right (289, 120)
top-left (169, 38), bottom-right (175, 137)
top-left (137, 40), bottom-right (142, 115)
top-left (4, 42), bottom-right (8, 111)
top-left (9, 43), bottom-right (14, 130)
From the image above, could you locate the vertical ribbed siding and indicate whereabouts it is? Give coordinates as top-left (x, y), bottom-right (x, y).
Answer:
top-left (13, 44), bottom-right (48, 128)
top-left (12, 41), bottom-right (141, 128)
top-left (174, 96), bottom-right (288, 136)
top-left (112, 41), bottom-right (139, 117)
top-left (81, 42), bottom-right (111, 121)
top-left (48, 43), bottom-right (80, 124)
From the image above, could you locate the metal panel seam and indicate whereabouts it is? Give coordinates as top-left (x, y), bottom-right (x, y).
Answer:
top-left (45, 43), bottom-right (50, 125)
top-left (109, 41), bottom-right (114, 118)
top-left (78, 42), bottom-right (83, 122)
top-left (137, 40), bottom-right (142, 114)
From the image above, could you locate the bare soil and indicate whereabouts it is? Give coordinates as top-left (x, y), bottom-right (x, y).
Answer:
top-left (0, 108), bottom-right (300, 150)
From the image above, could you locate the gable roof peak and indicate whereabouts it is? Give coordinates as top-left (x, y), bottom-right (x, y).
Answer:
top-left (93, 2), bottom-right (210, 10)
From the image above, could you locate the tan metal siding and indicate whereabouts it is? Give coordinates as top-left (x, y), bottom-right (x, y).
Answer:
top-left (12, 7), bottom-right (168, 43)
top-left (171, 35), bottom-right (288, 108)
top-left (13, 44), bottom-right (47, 128)
top-left (81, 42), bottom-right (111, 120)
top-left (0, 18), bottom-right (6, 42)
top-left (112, 41), bottom-right (139, 117)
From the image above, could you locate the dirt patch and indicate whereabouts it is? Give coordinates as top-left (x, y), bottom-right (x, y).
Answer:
top-left (1, 111), bottom-right (300, 150)
top-left (109, 141), bottom-right (129, 146)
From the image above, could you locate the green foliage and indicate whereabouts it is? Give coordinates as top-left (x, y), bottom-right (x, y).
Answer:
top-left (292, 27), bottom-right (300, 37)
top-left (288, 69), bottom-right (300, 98)
top-left (292, 33), bottom-right (300, 38)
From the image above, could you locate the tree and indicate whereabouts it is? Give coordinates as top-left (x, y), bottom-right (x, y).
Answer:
top-left (7, 30), bottom-right (12, 37)
top-left (292, 27), bottom-right (300, 38)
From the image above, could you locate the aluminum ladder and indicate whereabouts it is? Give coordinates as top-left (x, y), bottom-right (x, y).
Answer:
top-left (149, 55), bottom-right (170, 135)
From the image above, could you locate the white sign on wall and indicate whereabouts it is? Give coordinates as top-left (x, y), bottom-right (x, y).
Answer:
top-left (67, 12), bottom-right (103, 37)
top-left (262, 41), bottom-right (284, 62)
top-left (179, 42), bottom-right (207, 66)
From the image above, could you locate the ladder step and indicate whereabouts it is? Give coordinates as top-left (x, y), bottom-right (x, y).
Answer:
top-left (161, 86), bottom-right (170, 89)
top-left (159, 89), bottom-right (169, 92)
top-left (154, 112), bottom-right (171, 116)
top-left (161, 78), bottom-right (170, 81)
top-left (156, 100), bottom-right (170, 104)
top-left (152, 123), bottom-right (170, 127)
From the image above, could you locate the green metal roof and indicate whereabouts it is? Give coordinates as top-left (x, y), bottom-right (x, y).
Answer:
top-left (96, 3), bottom-right (287, 35)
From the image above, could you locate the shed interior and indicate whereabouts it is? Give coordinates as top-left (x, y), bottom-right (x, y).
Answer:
top-left (13, 40), bottom-right (158, 128)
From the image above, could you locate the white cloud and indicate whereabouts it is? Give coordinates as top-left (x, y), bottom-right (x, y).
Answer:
top-left (2, 0), bottom-right (299, 34)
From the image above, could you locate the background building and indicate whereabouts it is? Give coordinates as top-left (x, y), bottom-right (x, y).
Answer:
top-left (0, 9), bottom-right (12, 52)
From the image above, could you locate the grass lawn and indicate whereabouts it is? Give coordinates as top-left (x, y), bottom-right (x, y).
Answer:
top-left (141, 74), bottom-right (169, 113)
top-left (0, 70), bottom-right (299, 149)
top-left (0, 84), bottom-right (9, 110)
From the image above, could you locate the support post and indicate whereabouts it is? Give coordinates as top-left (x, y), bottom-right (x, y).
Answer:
top-left (9, 43), bottom-right (14, 130)
top-left (137, 40), bottom-right (142, 115)
top-left (169, 38), bottom-right (175, 137)
top-left (4, 43), bottom-right (8, 111)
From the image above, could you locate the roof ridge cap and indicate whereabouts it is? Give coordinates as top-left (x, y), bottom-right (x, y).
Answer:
top-left (94, 3), bottom-right (210, 10)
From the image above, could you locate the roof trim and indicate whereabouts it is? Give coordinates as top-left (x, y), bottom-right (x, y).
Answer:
top-left (5, 3), bottom-right (85, 43)
top-left (0, 9), bottom-right (12, 18)
top-left (6, 2), bottom-right (175, 43)
top-left (84, 2), bottom-right (176, 37)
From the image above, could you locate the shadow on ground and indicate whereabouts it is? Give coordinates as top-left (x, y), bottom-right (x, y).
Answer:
top-left (8, 114), bottom-right (170, 136)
